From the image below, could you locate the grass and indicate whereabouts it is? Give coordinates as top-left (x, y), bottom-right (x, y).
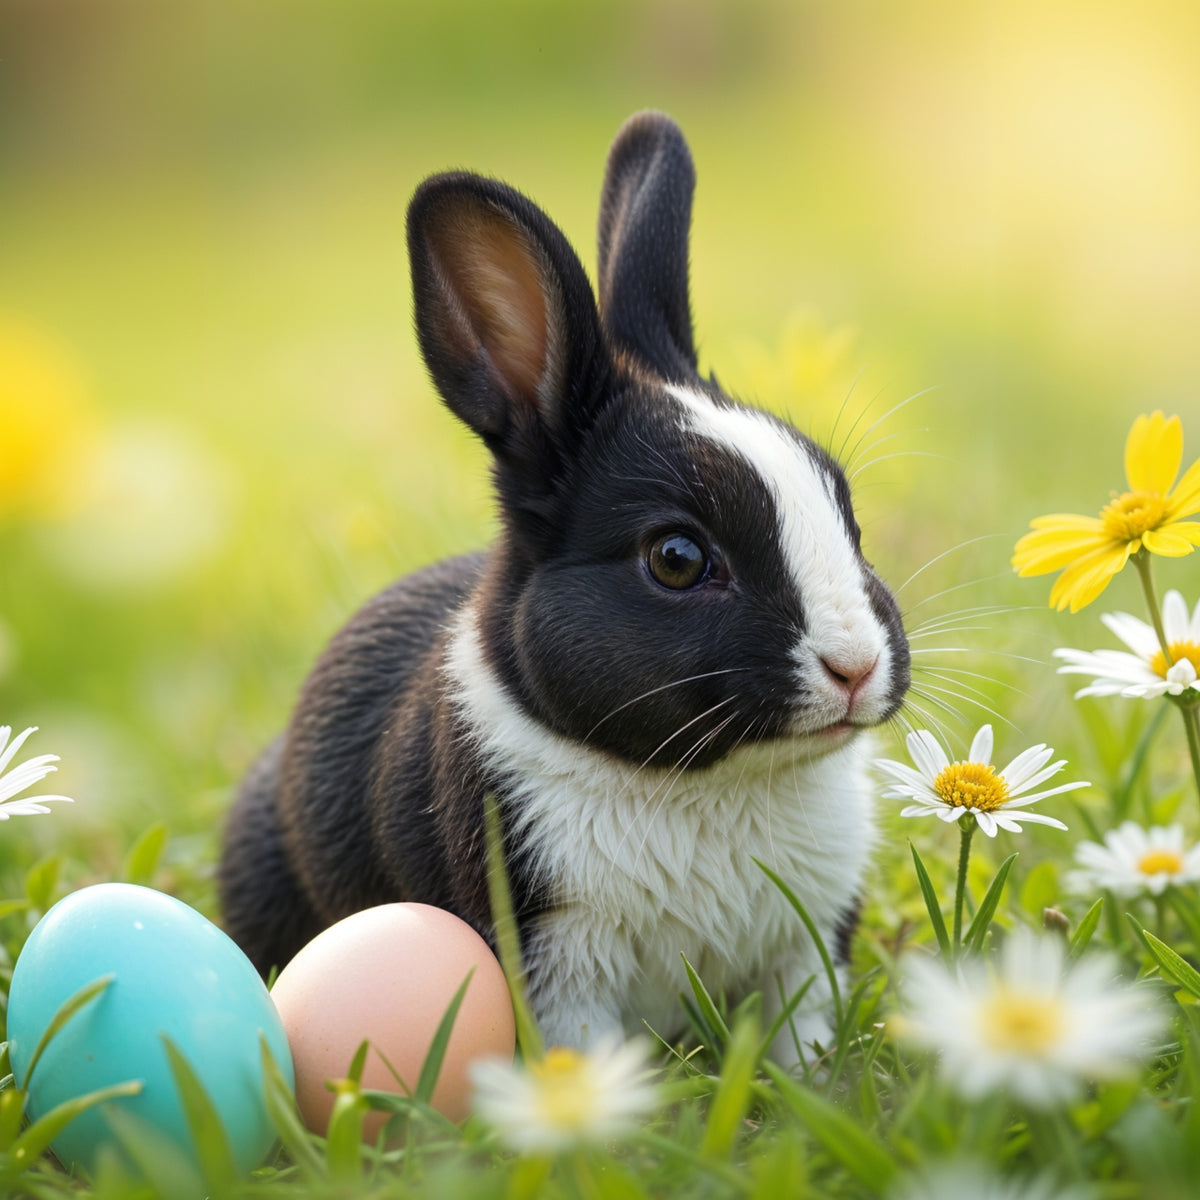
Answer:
top-left (5, 2), bottom-right (1200, 1195)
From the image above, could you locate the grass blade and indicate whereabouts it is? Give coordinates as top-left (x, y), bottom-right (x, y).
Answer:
top-left (325, 1082), bottom-right (368, 1179)
top-left (699, 1017), bottom-right (758, 1160)
top-left (757, 975), bottom-right (815, 1069)
top-left (1140, 929), bottom-right (1200, 1001)
top-left (415, 968), bottom-right (474, 1104)
top-left (765, 1063), bottom-right (897, 1191)
top-left (161, 1036), bottom-right (238, 1194)
top-left (4, 1079), bottom-right (142, 1181)
top-left (1166, 888), bottom-right (1200, 955)
top-left (909, 842), bottom-right (951, 961)
top-left (754, 858), bottom-right (842, 1029)
top-left (1067, 897), bottom-right (1104, 962)
top-left (681, 953), bottom-right (731, 1061)
top-left (104, 1105), bottom-right (206, 1200)
top-left (261, 1035), bottom-right (324, 1179)
top-left (121, 821), bottom-right (169, 886)
top-left (963, 852), bottom-right (1018, 953)
top-left (20, 974), bottom-right (115, 1089)
top-left (483, 793), bottom-right (544, 1060)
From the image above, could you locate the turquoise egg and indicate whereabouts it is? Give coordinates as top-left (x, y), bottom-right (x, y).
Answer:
top-left (6, 883), bottom-right (295, 1176)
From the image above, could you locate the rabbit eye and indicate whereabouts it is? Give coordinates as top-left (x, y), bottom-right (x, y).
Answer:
top-left (647, 533), bottom-right (709, 590)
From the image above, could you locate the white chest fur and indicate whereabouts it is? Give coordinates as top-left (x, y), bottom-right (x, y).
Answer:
top-left (445, 608), bottom-right (877, 1047)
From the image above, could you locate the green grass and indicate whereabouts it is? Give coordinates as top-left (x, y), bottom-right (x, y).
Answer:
top-left (3, 1), bottom-right (1200, 1195)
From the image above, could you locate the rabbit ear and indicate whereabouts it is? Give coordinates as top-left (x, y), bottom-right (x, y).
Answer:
top-left (597, 111), bottom-right (698, 382)
top-left (408, 173), bottom-right (604, 464)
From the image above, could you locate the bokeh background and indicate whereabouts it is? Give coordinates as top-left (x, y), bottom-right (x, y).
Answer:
top-left (3, 0), bottom-right (1200, 908)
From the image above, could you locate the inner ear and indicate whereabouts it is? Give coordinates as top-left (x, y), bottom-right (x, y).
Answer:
top-left (424, 203), bottom-right (560, 411)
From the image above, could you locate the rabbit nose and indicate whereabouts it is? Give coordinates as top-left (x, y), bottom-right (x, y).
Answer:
top-left (820, 654), bottom-right (879, 700)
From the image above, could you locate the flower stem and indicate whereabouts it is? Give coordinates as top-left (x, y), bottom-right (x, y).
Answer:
top-left (1133, 552), bottom-right (1200, 805)
top-left (953, 816), bottom-right (977, 953)
top-left (1133, 551), bottom-right (1172, 662)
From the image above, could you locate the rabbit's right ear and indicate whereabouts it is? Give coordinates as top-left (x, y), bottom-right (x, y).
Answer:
top-left (408, 174), bottom-right (605, 470)
top-left (597, 111), bottom-right (699, 383)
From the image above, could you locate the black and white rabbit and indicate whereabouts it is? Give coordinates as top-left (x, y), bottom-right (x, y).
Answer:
top-left (219, 111), bottom-right (911, 1056)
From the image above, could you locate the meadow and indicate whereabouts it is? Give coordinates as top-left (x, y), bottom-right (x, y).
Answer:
top-left (3, 1), bottom-right (1200, 1195)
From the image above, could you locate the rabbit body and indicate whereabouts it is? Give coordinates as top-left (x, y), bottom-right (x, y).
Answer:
top-left (219, 112), bottom-right (910, 1054)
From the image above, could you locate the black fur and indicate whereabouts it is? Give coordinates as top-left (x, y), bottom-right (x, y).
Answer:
top-left (219, 111), bottom-right (911, 984)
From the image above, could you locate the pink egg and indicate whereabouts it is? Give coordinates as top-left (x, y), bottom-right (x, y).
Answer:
top-left (270, 903), bottom-right (515, 1135)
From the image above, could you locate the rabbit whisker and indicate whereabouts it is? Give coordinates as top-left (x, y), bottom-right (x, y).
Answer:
top-left (582, 668), bottom-right (750, 741)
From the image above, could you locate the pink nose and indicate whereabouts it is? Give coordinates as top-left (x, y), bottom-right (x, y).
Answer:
top-left (821, 655), bottom-right (878, 701)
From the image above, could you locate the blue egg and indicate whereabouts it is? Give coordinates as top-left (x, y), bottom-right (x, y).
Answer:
top-left (7, 883), bottom-right (295, 1176)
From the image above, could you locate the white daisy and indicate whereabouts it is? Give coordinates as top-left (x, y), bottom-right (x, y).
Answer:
top-left (891, 1160), bottom-right (1096, 1200)
top-left (0, 726), bottom-right (73, 819)
top-left (875, 725), bottom-right (1086, 837)
top-left (1067, 820), bottom-right (1200, 897)
top-left (896, 929), bottom-right (1165, 1107)
top-left (1054, 589), bottom-right (1200, 699)
top-left (470, 1039), bottom-right (659, 1154)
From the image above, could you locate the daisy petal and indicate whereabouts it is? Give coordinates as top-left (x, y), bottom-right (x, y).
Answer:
top-left (906, 729), bottom-right (948, 779)
top-left (968, 724), bottom-right (993, 766)
top-left (995, 811), bottom-right (1070, 831)
top-left (1002, 779), bottom-right (1091, 807)
top-left (997, 744), bottom-right (1053, 792)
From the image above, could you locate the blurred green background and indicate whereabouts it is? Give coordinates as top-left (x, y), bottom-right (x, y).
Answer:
top-left (2, 0), bottom-right (1200, 906)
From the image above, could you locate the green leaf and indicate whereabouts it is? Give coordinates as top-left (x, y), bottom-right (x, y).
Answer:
top-left (681, 953), bottom-right (731, 1060)
top-left (754, 859), bottom-right (842, 1029)
top-left (260, 1034), bottom-right (324, 1179)
top-left (827, 967), bottom-right (882, 1090)
top-left (699, 1017), bottom-right (759, 1160)
top-left (1067, 897), bottom-right (1104, 962)
top-left (765, 1063), bottom-right (897, 1191)
top-left (758, 975), bottom-right (815, 1069)
top-left (0, 900), bottom-right (30, 923)
top-left (121, 822), bottom-right (169, 886)
top-left (908, 842), bottom-right (951, 961)
top-left (1166, 888), bottom-right (1200, 955)
top-left (1019, 860), bottom-right (1058, 920)
top-left (20, 973), bottom-right (115, 1089)
top-left (1112, 703), bottom-right (1168, 819)
top-left (104, 1104), bottom-right (206, 1200)
top-left (0, 1088), bottom-right (26, 1154)
top-left (963, 852), bottom-right (1018, 953)
top-left (1140, 930), bottom-right (1200, 1001)
top-left (345, 1038), bottom-right (371, 1086)
top-left (3, 1079), bottom-right (142, 1181)
top-left (482, 793), bottom-right (544, 1061)
top-left (325, 1081), bottom-right (368, 1179)
top-left (24, 856), bottom-right (61, 913)
top-left (415, 967), bottom-right (474, 1105)
top-left (161, 1036), bottom-right (238, 1194)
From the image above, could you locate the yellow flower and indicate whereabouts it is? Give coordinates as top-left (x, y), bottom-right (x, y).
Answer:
top-left (1013, 412), bottom-right (1200, 612)
top-left (0, 318), bottom-right (97, 524)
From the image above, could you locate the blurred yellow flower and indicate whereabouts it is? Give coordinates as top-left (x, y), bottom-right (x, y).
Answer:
top-left (731, 308), bottom-right (858, 419)
top-left (1013, 412), bottom-right (1200, 612)
top-left (0, 318), bottom-right (97, 524)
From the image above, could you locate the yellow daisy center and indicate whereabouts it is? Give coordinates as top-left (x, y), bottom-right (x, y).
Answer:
top-left (1137, 849), bottom-right (1184, 877)
top-left (1148, 641), bottom-right (1200, 680)
top-left (980, 989), bottom-right (1064, 1055)
top-left (1100, 490), bottom-right (1167, 542)
top-left (530, 1047), bottom-right (594, 1130)
top-left (932, 761), bottom-right (1010, 812)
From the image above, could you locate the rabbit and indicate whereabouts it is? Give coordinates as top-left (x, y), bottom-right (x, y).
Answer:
top-left (218, 110), bottom-right (911, 1058)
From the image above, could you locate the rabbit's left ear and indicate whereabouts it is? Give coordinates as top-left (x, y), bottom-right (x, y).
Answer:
top-left (408, 172), bottom-right (605, 462)
top-left (597, 111), bottom-right (699, 383)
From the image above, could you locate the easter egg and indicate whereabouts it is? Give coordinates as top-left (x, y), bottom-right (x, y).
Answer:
top-left (7, 883), bottom-right (294, 1176)
top-left (270, 903), bottom-right (515, 1136)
